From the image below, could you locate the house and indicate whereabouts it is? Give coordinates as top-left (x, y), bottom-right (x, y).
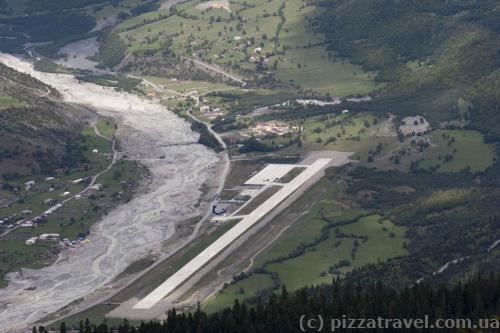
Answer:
top-left (43, 198), bottom-right (54, 205)
top-left (92, 149), bottom-right (99, 154)
top-left (254, 47), bottom-right (262, 53)
top-left (234, 36), bottom-right (242, 41)
top-left (252, 121), bottom-right (298, 137)
top-left (25, 180), bottom-right (36, 190)
top-left (61, 191), bottom-right (71, 197)
top-left (43, 203), bottom-right (63, 216)
top-left (72, 178), bottom-right (84, 184)
top-left (21, 209), bottom-right (32, 215)
top-left (20, 220), bottom-right (34, 228)
top-left (200, 105), bottom-right (210, 113)
top-left (91, 184), bottom-right (103, 191)
top-left (45, 177), bottom-right (55, 181)
top-left (25, 237), bottom-right (38, 246)
top-left (342, 109), bottom-right (350, 114)
top-left (39, 233), bottom-right (60, 241)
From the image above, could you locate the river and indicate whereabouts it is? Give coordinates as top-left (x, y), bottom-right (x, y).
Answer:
top-left (0, 53), bottom-right (218, 332)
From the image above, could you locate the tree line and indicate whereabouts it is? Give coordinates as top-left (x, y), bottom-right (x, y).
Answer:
top-left (35, 274), bottom-right (500, 333)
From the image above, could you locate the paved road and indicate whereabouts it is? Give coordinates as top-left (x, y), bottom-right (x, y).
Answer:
top-left (127, 74), bottom-right (185, 96)
top-left (181, 56), bottom-right (246, 87)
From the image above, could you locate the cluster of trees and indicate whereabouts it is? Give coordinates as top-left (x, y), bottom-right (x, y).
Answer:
top-left (76, 74), bottom-right (140, 92)
top-left (190, 121), bottom-right (223, 153)
top-left (97, 32), bottom-right (127, 69)
top-left (40, 274), bottom-right (500, 333)
top-left (4, 12), bottom-right (95, 42)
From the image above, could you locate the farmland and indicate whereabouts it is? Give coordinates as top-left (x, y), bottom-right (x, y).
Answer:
top-left (418, 130), bottom-right (495, 172)
top-left (0, 95), bottom-right (24, 110)
top-left (110, 0), bottom-right (377, 97)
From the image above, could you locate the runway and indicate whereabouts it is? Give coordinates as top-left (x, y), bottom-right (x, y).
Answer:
top-left (133, 158), bottom-right (332, 309)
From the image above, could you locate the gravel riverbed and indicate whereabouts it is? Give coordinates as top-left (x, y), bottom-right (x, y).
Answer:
top-left (0, 53), bottom-right (218, 332)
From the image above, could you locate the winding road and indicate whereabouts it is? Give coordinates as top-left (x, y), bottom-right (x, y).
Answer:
top-left (181, 56), bottom-right (247, 87)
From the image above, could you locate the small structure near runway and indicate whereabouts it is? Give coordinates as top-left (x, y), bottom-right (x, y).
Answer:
top-left (212, 205), bottom-right (227, 215)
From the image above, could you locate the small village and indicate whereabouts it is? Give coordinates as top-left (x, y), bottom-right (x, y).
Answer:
top-left (0, 174), bottom-right (106, 247)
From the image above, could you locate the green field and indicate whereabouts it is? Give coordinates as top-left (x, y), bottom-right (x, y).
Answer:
top-left (264, 113), bottom-right (396, 163)
top-left (96, 118), bottom-right (117, 138)
top-left (266, 213), bottom-right (406, 288)
top-left (418, 130), bottom-right (495, 172)
top-left (140, 76), bottom-right (234, 95)
top-left (204, 273), bottom-right (274, 313)
top-left (111, 0), bottom-right (377, 96)
top-left (0, 95), bottom-right (25, 110)
top-left (273, 47), bottom-right (377, 97)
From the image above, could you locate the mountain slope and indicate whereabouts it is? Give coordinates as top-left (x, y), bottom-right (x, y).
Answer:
top-left (0, 63), bottom-right (83, 176)
top-left (316, 0), bottom-right (500, 134)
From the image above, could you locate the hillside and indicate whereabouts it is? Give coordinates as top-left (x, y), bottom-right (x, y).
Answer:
top-left (315, 0), bottom-right (500, 138)
top-left (0, 64), bottom-right (84, 176)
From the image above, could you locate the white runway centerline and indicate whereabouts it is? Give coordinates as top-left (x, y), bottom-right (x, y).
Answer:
top-left (133, 158), bottom-right (332, 309)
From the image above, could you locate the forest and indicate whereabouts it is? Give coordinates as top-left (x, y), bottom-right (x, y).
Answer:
top-left (38, 274), bottom-right (500, 333)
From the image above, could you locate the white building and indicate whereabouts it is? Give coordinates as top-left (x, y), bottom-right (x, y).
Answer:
top-left (91, 184), bottom-right (103, 191)
top-left (20, 220), bottom-right (34, 228)
top-left (25, 237), bottom-right (38, 246)
top-left (39, 233), bottom-right (60, 240)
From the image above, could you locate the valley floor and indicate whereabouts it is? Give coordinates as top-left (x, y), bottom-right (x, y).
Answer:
top-left (0, 53), bottom-right (219, 333)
